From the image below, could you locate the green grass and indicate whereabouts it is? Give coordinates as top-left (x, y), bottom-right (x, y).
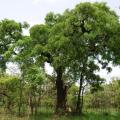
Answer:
top-left (17, 112), bottom-right (120, 120)
top-left (0, 108), bottom-right (120, 120)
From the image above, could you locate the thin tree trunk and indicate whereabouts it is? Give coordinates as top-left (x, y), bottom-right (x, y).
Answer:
top-left (81, 87), bottom-right (84, 113)
top-left (7, 98), bottom-right (12, 112)
top-left (18, 78), bottom-right (23, 116)
top-left (29, 91), bottom-right (34, 115)
top-left (34, 96), bottom-right (38, 115)
top-left (76, 73), bottom-right (83, 114)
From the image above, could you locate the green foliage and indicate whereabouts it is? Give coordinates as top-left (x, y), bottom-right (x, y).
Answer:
top-left (0, 75), bottom-right (19, 111)
top-left (0, 75), bottom-right (19, 92)
top-left (30, 25), bottom-right (49, 45)
top-left (84, 79), bottom-right (120, 109)
top-left (0, 19), bottom-right (29, 70)
top-left (24, 65), bottom-right (46, 87)
top-left (1, 1), bottom-right (120, 117)
top-left (67, 85), bottom-right (79, 110)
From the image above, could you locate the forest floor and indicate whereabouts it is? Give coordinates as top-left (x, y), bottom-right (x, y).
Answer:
top-left (0, 108), bottom-right (120, 120)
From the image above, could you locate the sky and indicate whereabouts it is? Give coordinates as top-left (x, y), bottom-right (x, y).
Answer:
top-left (0, 0), bottom-right (120, 25)
top-left (2, 0), bottom-right (120, 82)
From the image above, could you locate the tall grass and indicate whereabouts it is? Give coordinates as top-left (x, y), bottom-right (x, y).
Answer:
top-left (0, 107), bottom-right (120, 120)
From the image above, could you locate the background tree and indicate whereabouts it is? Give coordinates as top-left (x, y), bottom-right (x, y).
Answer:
top-left (63, 2), bottom-right (119, 114)
top-left (0, 75), bottom-right (19, 113)
top-left (0, 19), bottom-right (29, 71)
top-left (24, 65), bottom-right (46, 115)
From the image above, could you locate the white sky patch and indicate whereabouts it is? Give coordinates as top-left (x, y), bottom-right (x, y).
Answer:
top-left (6, 62), bottom-right (21, 76)
top-left (32, 0), bottom-right (41, 4)
top-left (33, 0), bottom-right (57, 5)
top-left (47, 0), bottom-right (57, 3)
top-left (96, 64), bottom-right (120, 83)
top-left (45, 62), bottom-right (54, 75)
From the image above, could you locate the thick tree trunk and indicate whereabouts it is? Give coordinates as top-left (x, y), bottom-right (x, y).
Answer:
top-left (55, 67), bottom-right (67, 114)
top-left (76, 73), bottom-right (83, 115)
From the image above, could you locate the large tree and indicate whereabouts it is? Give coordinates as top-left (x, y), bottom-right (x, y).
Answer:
top-left (5, 2), bottom-right (120, 115)
top-left (63, 2), bottom-right (119, 114)
top-left (46, 2), bottom-right (119, 113)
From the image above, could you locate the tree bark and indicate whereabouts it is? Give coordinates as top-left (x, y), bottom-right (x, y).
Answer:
top-left (55, 67), bottom-right (67, 114)
top-left (18, 78), bottom-right (23, 116)
top-left (29, 92), bottom-right (34, 115)
top-left (76, 73), bottom-right (83, 115)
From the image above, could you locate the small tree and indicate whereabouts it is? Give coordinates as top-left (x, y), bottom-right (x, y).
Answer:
top-left (24, 65), bottom-right (46, 115)
top-left (0, 75), bottom-right (19, 112)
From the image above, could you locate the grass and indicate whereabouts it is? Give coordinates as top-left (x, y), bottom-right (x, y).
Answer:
top-left (0, 108), bottom-right (120, 120)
